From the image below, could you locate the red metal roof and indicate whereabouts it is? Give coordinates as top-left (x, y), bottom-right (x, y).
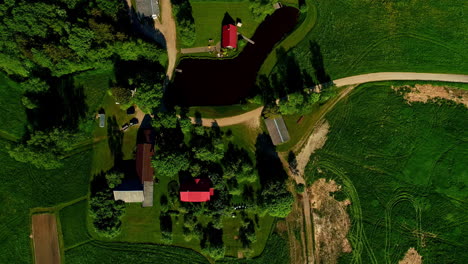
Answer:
top-left (180, 192), bottom-right (212, 202)
top-left (222, 24), bottom-right (237, 48)
top-left (136, 143), bottom-right (154, 183)
top-left (180, 178), bottom-right (214, 202)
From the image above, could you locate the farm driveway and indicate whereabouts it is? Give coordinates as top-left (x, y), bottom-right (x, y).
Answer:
top-left (153, 0), bottom-right (177, 79)
top-left (181, 42), bottom-right (221, 54)
top-left (32, 214), bottom-right (60, 264)
top-left (190, 106), bottom-right (263, 127)
top-left (332, 72), bottom-right (468, 87)
top-left (185, 73), bottom-right (468, 128)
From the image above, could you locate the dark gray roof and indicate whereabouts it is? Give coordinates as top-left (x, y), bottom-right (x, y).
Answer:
top-left (135, 0), bottom-right (160, 18)
top-left (264, 116), bottom-right (290, 145)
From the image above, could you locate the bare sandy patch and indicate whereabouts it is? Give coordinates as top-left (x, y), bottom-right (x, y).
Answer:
top-left (32, 214), bottom-right (61, 264)
top-left (394, 84), bottom-right (468, 108)
top-left (399, 247), bottom-right (422, 264)
top-left (310, 178), bottom-right (352, 264)
top-left (295, 120), bottom-right (329, 178)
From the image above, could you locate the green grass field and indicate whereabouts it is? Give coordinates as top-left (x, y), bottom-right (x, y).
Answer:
top-left (0, 139), bottom-right (93, 263)
top-left (0, 74), bottom-right (27, 140)
top-left (60, 200), bottom-right (91, 249)
top-left (189, 0), bottom-right (260, 48)
top-left (65, 240), bottom-right (210, 264)
top-left (305, 82), bottom-right (468, 263)
top-left (269, 0), bottom-right (468, 80)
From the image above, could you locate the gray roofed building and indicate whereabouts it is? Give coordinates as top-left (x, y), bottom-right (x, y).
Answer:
top-left (135, 0), bottom-right (160, 19)
top-left (113, 179), bottom-right (144, 203)
top-left (264, 116), bottom-right (290, 145)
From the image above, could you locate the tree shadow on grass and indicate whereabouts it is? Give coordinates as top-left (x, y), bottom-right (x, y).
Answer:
top-left (26, 76), bottom-right (88, 132)
top-left (255, 133), bottom-right (288, 189)
top-left (107, 116), bottom-right (123, 162)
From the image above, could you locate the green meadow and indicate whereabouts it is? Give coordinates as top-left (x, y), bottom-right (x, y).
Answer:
top-left (305, 82), bottom-right (468, 263)
top-left (267, 0), bottom-right (467, 80)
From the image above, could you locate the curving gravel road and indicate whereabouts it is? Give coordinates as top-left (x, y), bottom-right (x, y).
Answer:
top-left (193, 72), bottom-right (468, 127)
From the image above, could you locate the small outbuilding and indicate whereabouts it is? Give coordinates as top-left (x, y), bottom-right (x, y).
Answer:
top-left (222, 24), bottom-right (238, 49)
top-left (264, 116), bottom-right (290, 145)
top-left (180, 178), bottom-right (214, 202)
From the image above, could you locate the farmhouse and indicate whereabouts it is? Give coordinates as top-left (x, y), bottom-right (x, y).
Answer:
top-left (180, 178), bottom-right (214, 202)
top-left (113, 129), bottom-right (155, 207)
top-left (264, 116), bottom-right (290, 145)
top-left (222, 24), bottom-right (238, 49)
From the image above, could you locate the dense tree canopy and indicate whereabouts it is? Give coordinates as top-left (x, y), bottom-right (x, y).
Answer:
top-left (89, 191), bottom-right (126, 238)
top-left (7, 129), bottom-right (85, 169)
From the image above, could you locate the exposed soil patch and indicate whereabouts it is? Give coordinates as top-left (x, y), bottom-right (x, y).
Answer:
top-left (171, 7), bottom-right (299, 106)
top-left (310, 178), bottom-right (351, 264)
top-left (399, 248), bottom-right (423, 264)
top-left (393, 84), bottom-right (468, 108)
top-left (295, 120), bottom-right (329, 177)
top-left (32, 214), bottom-right (61, 264)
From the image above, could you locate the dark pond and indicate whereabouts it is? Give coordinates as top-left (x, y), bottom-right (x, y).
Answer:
top-left (170, 7), bottom-right (300, 106)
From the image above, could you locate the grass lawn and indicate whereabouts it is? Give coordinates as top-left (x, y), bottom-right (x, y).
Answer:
top-left (270, 0), bottom-right (467, 81)
top-left (305, 81), bottom-right (468, 263)
top-left (188, 102), bottom-right (261, 119)
top-left (189, 0), bottom-right (260, 48)
top-left (59, 200), bottom-right (91, 249)
top-left (0, 74), bottom-right (27, 140)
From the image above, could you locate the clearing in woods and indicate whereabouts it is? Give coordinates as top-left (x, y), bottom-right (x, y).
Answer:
top-left (32, 214), bottom-right (61, 264)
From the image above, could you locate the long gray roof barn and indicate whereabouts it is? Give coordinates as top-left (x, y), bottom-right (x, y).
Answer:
top-left (264, 116), bottom-right (290, 145)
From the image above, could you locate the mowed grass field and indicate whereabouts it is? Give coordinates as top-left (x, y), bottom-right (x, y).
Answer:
top-left (305, 82), bottom-right (468, 263)
top-left (270, 0), bottom-right (468, 80)
top-left (189, 0), bottom-right (260, 47)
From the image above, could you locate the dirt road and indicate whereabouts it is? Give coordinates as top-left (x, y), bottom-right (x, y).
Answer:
top-left (32, 214), bottom-right (60, 264)
top-left (189, 107), bottom-right (263, 127)
top-left (153, 0), bottom-right (177, 79)
top-left (187, 73), bottom-right (468, 128)
top-left (332, 72), bottom-right (468, 87)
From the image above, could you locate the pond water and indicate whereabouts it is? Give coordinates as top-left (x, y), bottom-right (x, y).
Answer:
top-left (171, 7), bottom-right (299, 106)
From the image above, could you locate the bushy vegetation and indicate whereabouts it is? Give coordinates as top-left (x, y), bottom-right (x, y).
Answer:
top-left (1, 0), bottom-right (167, 167)
top-left (89, 191), bottom-right (126, 238)
top-left (7, 129), bottom-right (87, 169)
top-left (305, 82), bottom-right (468, 263)
top-left (172, 0), bottom-right (196, 47)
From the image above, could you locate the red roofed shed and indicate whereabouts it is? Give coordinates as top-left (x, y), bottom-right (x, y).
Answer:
top-left (222, 24), bottom-right (237, 49)
top-left (180, 178), bottom-right (214, 202)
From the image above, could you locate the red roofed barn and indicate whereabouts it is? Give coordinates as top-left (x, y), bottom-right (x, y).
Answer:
top-left (135, 129), bottom-right (155, 207)
top-left (222, 24), bottom-right (237, 49)
top-left (180, 178), bottom-right (214, 202)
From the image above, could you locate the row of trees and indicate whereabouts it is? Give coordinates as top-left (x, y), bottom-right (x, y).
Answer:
top-left (171, 0), bottom-right (196, 46)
